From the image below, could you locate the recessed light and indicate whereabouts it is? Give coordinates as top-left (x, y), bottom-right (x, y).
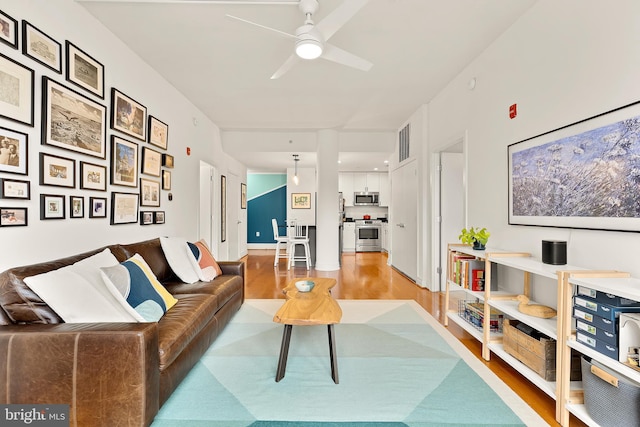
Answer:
top-left (374, 167), bottom-right (378, 171)
top-left (383, 160), bottom-right (389, 164)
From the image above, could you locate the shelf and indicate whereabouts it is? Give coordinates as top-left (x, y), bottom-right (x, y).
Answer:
top-left (487, 254), bottom-right (584, 279)
top-left (568, 275), bottom-right (640, 302)
top-left (568, 338), bottom-right (640, 379)
top-left (488, 342), bottom-right (558, 399)
top-left (446, 280), bottom-right (485, 301)
top-left (445, 312), bottom-right (486, 341)
top-left (565, 403), bottom-right (600, 427)
top-left (489, 298), bottom-right (558, 339)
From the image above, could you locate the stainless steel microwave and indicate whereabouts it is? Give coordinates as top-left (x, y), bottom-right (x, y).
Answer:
top-left (354, 192), bottom-right (379, 206)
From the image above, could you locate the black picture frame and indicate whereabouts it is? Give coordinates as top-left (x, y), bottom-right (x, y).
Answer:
top-left (40, 193), bottom-right (65, 220)
top-left (162, 153), bottom-right (174, 168)
top-left (89, 196), bottom-right (107, 218)
top-left (80, 161), bottom-right (107, 191)
top-left (42, 76), bottom-right (107, 159)
top-left (110, 87), bottom-right (147, 141)
top-left (0, 126), bottom-right (28, 175)
top-left (241, 182), bottom-right (247, 209)
top-left (508, 99), bottom-right (640, 232)
top-left (141, 146), bottom-right (161, 177)
top-left (1, 178), bottom-right (30, 200)
top-left (69, 195), bottom-right (84, 218)
top-left (154, 211), bottom-right (165, 224)
top-left (148, 116), bottom-right (168, 150)
top-left (140, 210), bottom-right (153, 225)
top-left (40, 152), bottom-right (75, 188)
top-left (65, 40), bottom-right (105, 99)
top-left (110, 135), bottom-right (138, 187)
top-left (0, 207), bottom-right (27, 227)
top-left (22, 20), bottom-right (62, 74)
top-left (140, 177), bottom-right (160, 207)
top-left (110, 191), bottom-right (139, 225)
top-left (0, 53), bottom-right (34, 127)
top-left (0, 10), bottom-right (18, 49)
top-left (162, 170), bottom-right (171, 190)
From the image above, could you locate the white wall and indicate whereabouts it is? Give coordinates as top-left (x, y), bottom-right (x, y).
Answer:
top-left (0, 0), bottom-right (245, 270)
top-left (426, 0), bottom-right (640, 282)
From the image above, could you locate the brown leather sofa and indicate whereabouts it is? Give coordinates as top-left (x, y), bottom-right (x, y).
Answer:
top-left (0, 237), bottom-right (244, 427)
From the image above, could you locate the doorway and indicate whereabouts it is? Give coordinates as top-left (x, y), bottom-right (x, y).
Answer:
top-left (433, 138), bottom-right (466, 291)
top-left (390, 159), bottom-right (418, 281)
top-left (199, 161), bottom-right (219, 259)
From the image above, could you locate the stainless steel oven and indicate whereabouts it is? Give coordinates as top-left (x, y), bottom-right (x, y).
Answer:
top-left (355, 220), bottom-right (382, 252)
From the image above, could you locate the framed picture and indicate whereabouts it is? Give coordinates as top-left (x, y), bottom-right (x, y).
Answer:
top-left (141, 146), bottom-right (161, 177)
top-left (1, 178), bottom-right (30, 199)
top-left (154, 211), bottom-right (165, 224)
top-left (292, 193), bottom-right (311, 209)
top-left (140, 210), bottom-right (153, 225)
top-left (0, 207), bottom-right (27, 227)
top-left (110, 192), bottom-right (139, 225)
top-left (0, 126), bottom-right (28, 175)
top-left (40, 152), bottom-right (75, 188)
top-left (221, 175), bottom-right (226, 242)
top-left (0, 53), bottom-right (34, 127)
top-left (241, 182), bottom-right (247, 209)
top-left (140, 177), bottom-right (160, 207)
top-left (65, 41), bottom-right (104, 99)
top-left (110, 135), bottom-right (138, 187)
top-left (162, 170), bottom-right (171, 190)
top-left (110, 88), bottom-right (147, 141)
top-left (89, 196), bottom-right (107, 218)
top-left (22, 21), bottom-right (61, 73)
top-left (162, 153), bottom-right (174, 168)
top-left (508, 99), bottom-right (640, 232)
top-left (0, 11), bottom-right (18, 49)
top-left (80, 161), bottom-right (107, 191)
top-left (40, 194), bottom-right (65, 220)
top-left (69, 195), bottom-right (84, 218)
top-left (148, 116), bottom-right (168, 150)
top-left (42, 76), bottom-right (107, 159)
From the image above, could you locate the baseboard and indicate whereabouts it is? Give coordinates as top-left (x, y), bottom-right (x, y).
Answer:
top-left (247, 243), bottom-right (277, 250)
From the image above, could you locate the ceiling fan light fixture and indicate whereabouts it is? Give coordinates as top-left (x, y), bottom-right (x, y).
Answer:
top-left (295, 37), bottom-right (323, 59)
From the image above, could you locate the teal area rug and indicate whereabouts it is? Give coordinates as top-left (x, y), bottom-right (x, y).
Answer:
top-left (151, 300), bottom-right (545, 426)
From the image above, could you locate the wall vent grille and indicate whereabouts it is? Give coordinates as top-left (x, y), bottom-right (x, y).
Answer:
top-left (399, 123), bottom-right (410, 162)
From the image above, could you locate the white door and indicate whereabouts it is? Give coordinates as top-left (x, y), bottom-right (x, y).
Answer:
top-left (199, 161), bottom-right (219, 259)
top-left (439, 152), bottom-right (464, 290)
top-left (227, 173), bottom-right (241, 261)
top-left (390, 160), bottom-right (418, 281)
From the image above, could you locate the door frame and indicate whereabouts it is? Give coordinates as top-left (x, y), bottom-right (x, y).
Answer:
top-left (431, 132), bottom-right (468, 291)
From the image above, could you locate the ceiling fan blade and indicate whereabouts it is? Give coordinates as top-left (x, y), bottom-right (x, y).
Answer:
top-left (270, 53), bottom-right (300, 79)
top-left (315, 0), bottom-right (369, 41)
top-left (226, 14), bottom-right (296, 39)
top-left (321, 43), bottom-right (372, 72)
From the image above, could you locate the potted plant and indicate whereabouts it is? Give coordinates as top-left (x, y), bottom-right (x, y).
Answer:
top-left (458, 227), bottom-right (490, 250)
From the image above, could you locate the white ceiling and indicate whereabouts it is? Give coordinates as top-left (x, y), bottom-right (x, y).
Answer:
top-left (77, 0), bottom-right (536, 172)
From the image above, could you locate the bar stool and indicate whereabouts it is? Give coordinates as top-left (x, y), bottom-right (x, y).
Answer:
top-left (288, 221), bottom-right (311, 270)
top-left (272, 218), bottom-right (289, 267)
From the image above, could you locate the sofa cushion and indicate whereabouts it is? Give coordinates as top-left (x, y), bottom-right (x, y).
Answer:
top-left (159, 237), bottom-right (200, 284)
top-left (23, 249), bottom-right (139, 323)
top-left (187, 239), bottom-right (222, 281)
top-left (156, 293), bottom-right (218, 370)
top-left (101, 254), bottom-right (178, 322)
top-left (164, 275), bottom-right (243, 312)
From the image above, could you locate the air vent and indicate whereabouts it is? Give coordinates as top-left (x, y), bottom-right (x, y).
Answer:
top-left (399, 123), bottom-right (410, 162)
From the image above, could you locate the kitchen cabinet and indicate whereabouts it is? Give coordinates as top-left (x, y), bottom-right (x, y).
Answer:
top-left (378, 173), bottom-right (390, 206)
top-left (381, 223), bottom-right (389, 252)
top-left (339, 174), bottom-right (355, 207)
top-left (353, 173), bottom-right (379, 192)
top-left (343, 222), bottom-right (356, 252)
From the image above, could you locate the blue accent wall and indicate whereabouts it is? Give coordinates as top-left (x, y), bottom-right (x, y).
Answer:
top-left (247, 174), bottom-right (287, 243)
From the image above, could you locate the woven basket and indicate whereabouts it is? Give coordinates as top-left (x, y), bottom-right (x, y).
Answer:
top-left (581, 356), bottom-right (640, 427)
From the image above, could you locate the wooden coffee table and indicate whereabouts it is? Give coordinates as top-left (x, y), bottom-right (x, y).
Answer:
top-left (273, 277), bottom-right (342, 383)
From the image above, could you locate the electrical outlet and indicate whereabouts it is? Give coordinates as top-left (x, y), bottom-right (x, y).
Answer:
top-left (256, 231), bottom-right (260, 237)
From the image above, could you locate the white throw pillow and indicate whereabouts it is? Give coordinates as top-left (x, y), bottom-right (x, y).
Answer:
top-left (23, 249), bottom-right (140, 323)
top-left (160, 236), bottom-right (200, 283)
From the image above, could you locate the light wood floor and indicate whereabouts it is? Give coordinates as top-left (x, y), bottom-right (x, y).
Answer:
top-left (243, 250), bottom-right (586, 427)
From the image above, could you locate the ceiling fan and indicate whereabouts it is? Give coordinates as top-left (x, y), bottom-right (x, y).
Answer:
top-left (227, 0), bottom-right (373, 79)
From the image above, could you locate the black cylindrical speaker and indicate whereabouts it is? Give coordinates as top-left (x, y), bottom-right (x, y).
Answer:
top-left (542, 240), bottom-right (567, 265)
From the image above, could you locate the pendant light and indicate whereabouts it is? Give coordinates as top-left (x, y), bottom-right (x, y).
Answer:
top-left (293, 154), bottom-right (300, 185)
